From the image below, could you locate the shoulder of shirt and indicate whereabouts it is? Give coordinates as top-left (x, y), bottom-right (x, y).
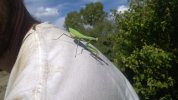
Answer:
top-left (23, 22), bottom-right (69, 42)
top-left (16, 23), bottom-right (139, 100)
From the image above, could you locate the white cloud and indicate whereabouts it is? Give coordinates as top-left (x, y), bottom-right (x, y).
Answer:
top-left (35, 7), bottom-right (59, 18)
top-left (53, 16), bottom-right (66, 30)
top-left (117, 5), bottom-right (128, 13)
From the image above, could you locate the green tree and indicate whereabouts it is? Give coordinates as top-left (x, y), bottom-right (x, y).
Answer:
top-left (124, 45), bottom-right (174, 99)
top-left (64, 11), bottom-right (83, 31)
top-left (113, 0), bottom-right (178, 99)
top-left (64, 2), bottom-right (116, 59)
top-left (80, 2), bottom-right (106, 26)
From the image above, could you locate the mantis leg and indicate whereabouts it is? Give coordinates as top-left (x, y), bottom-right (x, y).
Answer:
top-left (86, 42), bottom-right (98, 55)
top-left (53, 33), bottom-right (71, 40)
top-left (75, 39), bottom-right (80, 57)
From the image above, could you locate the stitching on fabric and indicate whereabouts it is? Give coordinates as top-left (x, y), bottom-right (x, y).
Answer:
top-left (33, 25), bottom-right (48, 100)
top-left (34, 30), bottom-right (42, 100)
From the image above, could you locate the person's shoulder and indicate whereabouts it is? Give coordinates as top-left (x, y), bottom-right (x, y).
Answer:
top-left (20, 23), bottom-right (139, 100)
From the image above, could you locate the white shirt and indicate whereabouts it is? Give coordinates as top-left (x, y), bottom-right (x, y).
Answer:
top-left (0, 71), bottom-right (9, 100)
top-left (4, 23), bottom-right (139, 100)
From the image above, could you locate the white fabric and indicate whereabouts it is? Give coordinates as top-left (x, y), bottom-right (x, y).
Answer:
top-left (0, 71), bottom-right (9, 100)
top-left (4, 23), bottom-right (139, 100)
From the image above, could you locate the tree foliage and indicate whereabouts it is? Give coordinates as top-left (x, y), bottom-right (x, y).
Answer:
top-left (80, 2), bottom-right (106, 26)
top-left (64, 11), bottom-right (83, 31)
top-left (113, 0), bottom-right (178, 99)
top-left (64, 2), bottom-right (116, 60)
top-left (123, 45), bottom-right (175, 99)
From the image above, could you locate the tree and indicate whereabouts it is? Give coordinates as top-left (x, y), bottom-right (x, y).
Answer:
top-left (123, 45), bottom-right (174, 99)
top-left (80, 2), bottom-right (106, 26)
top-left (64, 2), bottom-right (116, 59)
top-left (65, 2), bottom-right (106, 31)
top-left (113, 0), bottom-right (178, 99)
top-left (64, 11), bottom-right (83, 31)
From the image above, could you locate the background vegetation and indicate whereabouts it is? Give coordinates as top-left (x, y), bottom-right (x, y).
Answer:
top-left (64, 0), bottom-right (178, 99)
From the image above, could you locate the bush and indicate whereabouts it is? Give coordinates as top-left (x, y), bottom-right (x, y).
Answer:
top-left (122, 45), bottom-right (175, 99)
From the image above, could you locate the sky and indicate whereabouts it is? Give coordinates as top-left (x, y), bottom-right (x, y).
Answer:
top-left (24, 0), bottom-right (129, 30)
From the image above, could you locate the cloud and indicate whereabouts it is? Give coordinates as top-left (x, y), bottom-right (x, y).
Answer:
top-left (117, 5), bottom-right (128, 13)
top-left (53, 16), bottom-right (66, 30)
top-left (35, 7), bottom-right (59, 18)
top-left (24, 0), bottom-right (129, 30)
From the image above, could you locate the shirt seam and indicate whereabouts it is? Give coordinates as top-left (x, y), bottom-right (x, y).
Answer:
top-left (33, 28), bottom-right (49, 100)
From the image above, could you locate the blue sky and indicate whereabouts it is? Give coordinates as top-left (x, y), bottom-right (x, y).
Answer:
top-left (24, 0), bottom-right (129, 30)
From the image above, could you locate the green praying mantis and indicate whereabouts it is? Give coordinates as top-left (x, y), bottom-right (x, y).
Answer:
top-left (53, 27), bottom-right (108, 64)
top-left (68, 27), bottom-right (99, 57)
top-left (53, 27), bottom-right (99, 57)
